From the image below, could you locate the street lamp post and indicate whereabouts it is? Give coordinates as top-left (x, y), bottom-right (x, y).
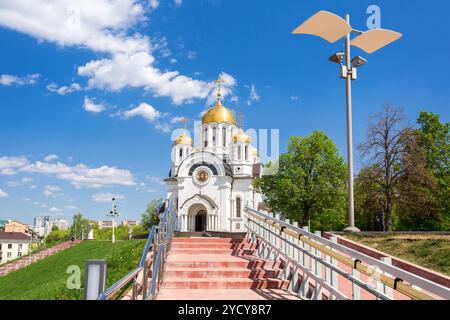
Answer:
top-left (107, 198), bottom-right (120, 243)
top-left (292, 11), bottom-right (402, 232)
top-left (27, 226), bottom-right (35, 265)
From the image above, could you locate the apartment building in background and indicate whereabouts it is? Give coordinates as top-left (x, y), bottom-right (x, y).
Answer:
top-left (0, 232), bottom-right (32, 265)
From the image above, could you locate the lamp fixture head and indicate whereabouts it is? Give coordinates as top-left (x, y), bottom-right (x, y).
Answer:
top-left (329, 52), bottom-right (345, 65)
top-left (351, 56), bottom-right (367, 68)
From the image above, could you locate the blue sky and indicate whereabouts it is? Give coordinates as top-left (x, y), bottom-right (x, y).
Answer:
top-left (0, 0), bottom-right (449, 224)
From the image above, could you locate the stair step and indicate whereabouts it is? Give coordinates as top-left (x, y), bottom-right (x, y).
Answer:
top-left (171, 243), bottom-right (252, 249)
top-left (157, 289), bottom-right (301, 300)
top-left (162, 278), bottom-right (289, 289)
top-left (172, 238), bottom-right (244, 243)
top-left (170, 248), bottom-right (254, 255)
top-left (165, 268), bottom-right (280, 278)
top-left (166, 259), bottom-right (282, 269)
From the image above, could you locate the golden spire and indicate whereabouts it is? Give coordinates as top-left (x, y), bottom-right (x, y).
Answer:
top-left (174, 117), bottom-right (192, 145)
top-left (215, 78), bottom-right (224, 105)
top-left (182, 117), bottom-right (189, 130)
top-left (239, 112), bottom-right (244, 129)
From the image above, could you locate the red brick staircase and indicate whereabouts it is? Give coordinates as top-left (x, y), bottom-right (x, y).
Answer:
top-left (157, 237), bottom-right (301, 300)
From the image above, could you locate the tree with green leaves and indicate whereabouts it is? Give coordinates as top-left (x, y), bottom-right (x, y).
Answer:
top-left (395, 129), bottom-right (440, 230)
top-left (354, 165), bottom-right (385, 231)
top-left (141, 198), bottom-right (165, 231)
top-left (254, 131), bottom-right (347, 231)
top-left (417, 112), bottom-right (450, 230)
top-left (70, 213), bottom-right (90, 240)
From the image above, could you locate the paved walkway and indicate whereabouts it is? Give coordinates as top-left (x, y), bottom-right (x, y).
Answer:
top-left (0, 240), bottom-right (81, 277)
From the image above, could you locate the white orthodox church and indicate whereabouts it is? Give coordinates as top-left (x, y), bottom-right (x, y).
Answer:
top-left (165, 82), bottom-right (263, 233)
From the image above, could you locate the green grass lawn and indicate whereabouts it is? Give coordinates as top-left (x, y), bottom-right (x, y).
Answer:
top-left (345, 234), bottom-right (450, 276)
top-left (0, 240), bottom-right (145, 300)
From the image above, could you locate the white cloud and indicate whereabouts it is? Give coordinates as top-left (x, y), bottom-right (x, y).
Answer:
top-left (44, 154), bottom-right (59, 162)
top-left (0, 188), bottom-right (8, 198)
top-left (21, 161), bottom-right (136, 189)
top-left (44, 185), bottom-right (62, 197)
top-left (92, 193), bottom-right (125, 202)
top-left (78, 53), bottom-right (231, 105)
top-left (0, 1), bottom-right (237, 106)
top-left (150, 0), bottom-right (160, 10)
top-left (247, 84), bottom-right (260, 105)
top-left (174, 0), bottom-right (183, 6)
top-left (0, 156), bottom-right (28, 175)
top-left (123, 103), bottom-right (161, 122)
top-left (0, 157), bottom-right (136, 189)
top-left (65, 205), bottom-right (77, 210)
top-left (0, 73), bottom-right (40, 86)
top-left (49, 207), bottom-right (62, 213)
top-left (291, 96), bottom-right (299, 101)
top-left (187, 51), bottom-right (196, 60)
top-left (170, 116), bottom-right (186, 124)
top-left (83, 96), bottom-right (106, 113)
top-left (0, 1), bottom-right (148, 55)
top-left (47, 83), bottom-right (81, 95)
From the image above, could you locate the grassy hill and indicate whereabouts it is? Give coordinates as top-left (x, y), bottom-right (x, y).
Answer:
top-left (0, 240), bottom-right (145, 300)
top-left (345, 234), bottom-right (450, 276)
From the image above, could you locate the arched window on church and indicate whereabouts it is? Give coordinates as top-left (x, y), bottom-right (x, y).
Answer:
top-left (237, 145), bottom-right (242, 160)
top-left (245, 145), bottom-right (248, 161)
top-left (212, 127), bottom-right (217, 147)
top-left (222, 127), bottom-right (226, 147)
top-left (204, 127), bottom-right (208, 148)
top-left (179, 148), bottom-right (183, 161)
top-left (236, 197), bottom-right (241, 218)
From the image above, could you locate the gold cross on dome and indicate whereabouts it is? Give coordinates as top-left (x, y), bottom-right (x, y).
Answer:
top-left (182, 117), bottom-right (189, 130)
top-left (239, 112), bottom-right (244, 129)
top-left (215, 78), bottom-right (224, 100)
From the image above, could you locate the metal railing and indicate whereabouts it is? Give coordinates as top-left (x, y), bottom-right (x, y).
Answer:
top-left (244, 207), bottom-right (450, 300)
top-left (97, 201), bottom-right (177, 300)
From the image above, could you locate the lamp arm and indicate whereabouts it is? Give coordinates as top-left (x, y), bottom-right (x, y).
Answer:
top-left (351, 28), bottom-right (364, 35)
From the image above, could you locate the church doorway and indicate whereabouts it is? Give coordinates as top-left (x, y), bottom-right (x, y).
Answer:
top-left (195, 210), bottom-right (207, 232)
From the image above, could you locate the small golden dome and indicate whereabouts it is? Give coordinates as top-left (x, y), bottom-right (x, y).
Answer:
top-left (232, 130), bottom-right (250, 143)
top-left (174, 132), bottom-right (192, 145)
top-left (202, 100), bottom-right (236, 125)
top-left (251, 146), bottom-right (258, 156)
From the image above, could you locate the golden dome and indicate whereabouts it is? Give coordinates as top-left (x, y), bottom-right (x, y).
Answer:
top-left (174, 132), bottom-right (192, 145)
top-left (202, 100), bottom-right (236, 125)
top-left (251, 146), bottom-right (258, 156)
top-left (232, 130), bottom-right (250, 143)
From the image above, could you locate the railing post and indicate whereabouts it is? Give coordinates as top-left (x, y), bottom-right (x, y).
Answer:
top-left (302, 226), bottom-right (310, 271)
top-left (313, 231), bottom-right (322, 278)
top-left (379, 257), bottom-right (393, 299)
top-left (352, 268), bottom-right (360, 300)
top-left (327, 236), bottom-right (339, 298)
top-left (142, 258), bottom-right (148, 300)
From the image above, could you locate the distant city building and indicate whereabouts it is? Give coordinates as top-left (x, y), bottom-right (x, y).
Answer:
top-left (97, 220), bottom-right (116, 230)
top-left (0, 232), bottom-right (32, 265)
top-left (122, 220), bottom-right (140, 228)
top-left (33, 216), bottom-right (45, 237)
top-left (53, 219), bottom-right (69, 231)
top-left (0, 220), bottom-right (7, 232)
top-left (4, 220), bottom-right (28, 233)
top-left (33, 216), bottom-right (69, 237)
top-left (34, 216), bottom-right (44, 228)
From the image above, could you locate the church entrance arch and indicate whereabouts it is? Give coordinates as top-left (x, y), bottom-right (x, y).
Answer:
top-left (195, 210), bottom-right (207, 232)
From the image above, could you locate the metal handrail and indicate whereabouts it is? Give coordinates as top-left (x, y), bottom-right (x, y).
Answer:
top-left (138, 225), bottom-right (156, 268)
top-left (97, 266), bottom-right (144, 300)
top-left (146, 244), bottom-right (164, 300)
top-left (97, 201), bottom-right (177, 300)
top-left (146, 207), bottom-right (178, 300)
top-left (246, 219), bottom-right (390, 300)
top-left (244, 207), bottom-right (450, 300)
